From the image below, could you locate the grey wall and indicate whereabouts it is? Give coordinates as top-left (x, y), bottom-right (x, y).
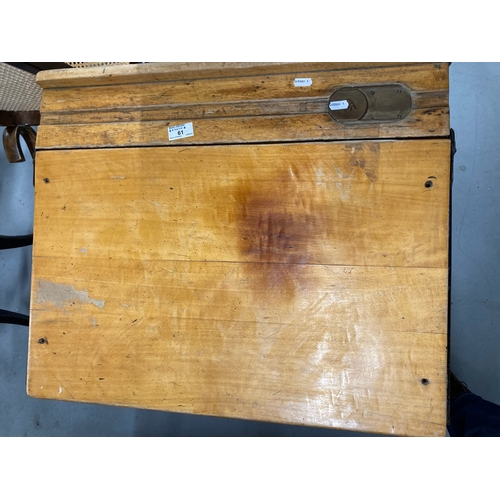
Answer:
top-left (449, 63), bottom-right (500, 404)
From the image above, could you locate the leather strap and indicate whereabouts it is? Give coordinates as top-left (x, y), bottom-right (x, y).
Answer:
top-left (2, 125), bottom-right (37, 163)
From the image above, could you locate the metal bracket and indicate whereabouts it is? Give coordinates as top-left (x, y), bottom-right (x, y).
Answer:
top-left (328, 84), bottom-right (412, 124)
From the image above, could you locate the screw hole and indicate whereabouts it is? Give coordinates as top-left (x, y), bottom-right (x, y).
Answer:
top-left (43, 178), bottom-right (50, 184)
top-left (38, 338), bottom-right (46, 344)
top-left (421, 378), bottom-right (430, 385)
top-left (370, 90), bottom-right (375, 95)
top-left (425, 180), bottom-right (433, 188)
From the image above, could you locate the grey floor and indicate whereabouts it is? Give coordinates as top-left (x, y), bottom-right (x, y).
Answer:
top-left (1, 63), bottom-right (498, 436)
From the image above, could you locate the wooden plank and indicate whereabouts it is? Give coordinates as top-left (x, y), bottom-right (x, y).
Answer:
top-left (39, 65), bottom-right (448, 113)
top-left (39, 92), bottom-right (449, 126)
top-left (32, 141), bottom-right (450, 268)
top-left (36, 109), bottom-right (449, 149)
top-left (35, 62), bottom-right (437, 89)
top-left (27, 259), bottom-right (448, 436)
top-left (28, 139), bottom-right (450, 435)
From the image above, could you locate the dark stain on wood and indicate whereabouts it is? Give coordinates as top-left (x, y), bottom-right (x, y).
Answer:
top-left (230, 164), bottom-right (333, 301)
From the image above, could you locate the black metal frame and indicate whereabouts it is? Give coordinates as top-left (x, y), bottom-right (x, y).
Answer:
top-left (446, 128), bottom-right (457, 428)
top-left (0, 309), bottom-right (29, 327)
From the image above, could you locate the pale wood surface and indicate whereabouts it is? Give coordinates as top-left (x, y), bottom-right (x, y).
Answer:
top-left (28, 140), bottom-right (450, 436)
top-left (36, 63), bottom-right (449, 149)
top-left (35, 62), bottom-right (435, 88)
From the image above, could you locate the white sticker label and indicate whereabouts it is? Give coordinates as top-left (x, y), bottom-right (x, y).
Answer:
top-left (294, 78), bottom-right (312, 87)
top-left (168, 122), bottom-right (194, 141)
top-left (329, 100), bottom-right (349, 111)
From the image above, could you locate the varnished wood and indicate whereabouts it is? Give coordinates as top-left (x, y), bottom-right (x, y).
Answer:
top-left (38, 92), bottom-right (448, 126)
top-left (30, 141), bottom-right (450, 268)
top-left (27, 139), bottom-right (450, 436)
top-left (36, 109), bottom-right (449, 150)
top-left (35, 62), bottom-right (435, 89)
top-left (36, 63), bottom-right (449, 149)
top-left (39, 65), bottom-right (447, 113)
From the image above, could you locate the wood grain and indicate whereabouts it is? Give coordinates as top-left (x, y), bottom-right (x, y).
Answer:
top-left (36, 63), bottom-right (449, 149)
top-left (36, 108), bottom-right (449, 150)
top-left (39, 65), bottom-right (448, 113)
top-left (28, 259), bottom-right (448, 436)
top-left (31, 141), bottom-right (450, 268)
top-left (38, 92), bottom-right (448, 126)
top-left (28, 139), bottom-right (450, 435)
top-left (35, 62), bottom-right (438, 89)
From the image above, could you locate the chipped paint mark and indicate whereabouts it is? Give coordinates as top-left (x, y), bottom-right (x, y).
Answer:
top-left (333, 164), bottom-right (344, 179)
top-left (80, 247), bottom-right (87, 253)
top-left (315, 166), bottom-right (326, 187)
top-left (36, 280), bottom-right (105, 310)
top-left (91, 318), bottom-right (98, 328)
top-left (120, 303), bottom-right (130, 308)
top-left (335, 181), bottom-right (351, 202)
top-left (58, 387), bottom-right (63, 394)
top-left (111, 175), bottom-right (126, 180)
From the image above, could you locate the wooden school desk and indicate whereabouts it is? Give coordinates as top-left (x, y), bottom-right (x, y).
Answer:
top-left (27, 63), bottom-right (451, 436)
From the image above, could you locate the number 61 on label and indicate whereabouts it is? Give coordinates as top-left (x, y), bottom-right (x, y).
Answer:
top-left (168, 122), bottom-right (194, 141)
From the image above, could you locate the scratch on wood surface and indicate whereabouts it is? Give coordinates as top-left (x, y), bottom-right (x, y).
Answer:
top-left (36, 280), bottom-right (105, 309)
top-left (39, 360), bottom-right (76, 399)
